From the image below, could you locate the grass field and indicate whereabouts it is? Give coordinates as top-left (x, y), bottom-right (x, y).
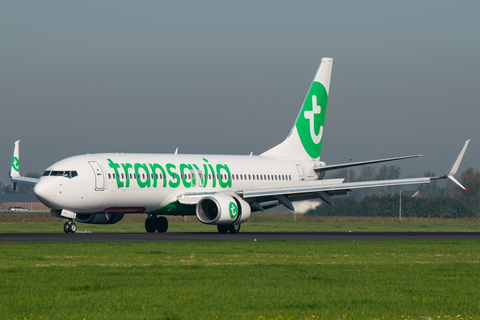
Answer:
top-left (1, 241), bottom-right (480, 320)
top-left (1, 212), bottom-right (480, 233)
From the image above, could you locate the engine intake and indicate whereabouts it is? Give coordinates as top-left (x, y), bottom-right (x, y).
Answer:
top-left (196, 194), bottom-right (251, 225)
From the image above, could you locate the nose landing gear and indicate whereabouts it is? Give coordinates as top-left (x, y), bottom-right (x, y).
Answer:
top-left (63, 220), bottom-right (77, 233)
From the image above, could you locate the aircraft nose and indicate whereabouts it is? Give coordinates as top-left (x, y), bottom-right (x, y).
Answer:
top-left (34, 178), bottom-right (58, 209)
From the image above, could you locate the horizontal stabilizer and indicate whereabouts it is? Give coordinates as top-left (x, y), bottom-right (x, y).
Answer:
top-left (10, 176), bottom-right (39, 186)
top-left (315, 154), bottom-right (422, 172)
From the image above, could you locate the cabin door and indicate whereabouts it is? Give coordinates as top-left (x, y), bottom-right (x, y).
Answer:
top-left (89, 161), bottom-right (105, 191)
top-left (296, 165), bottom-right (305, 181)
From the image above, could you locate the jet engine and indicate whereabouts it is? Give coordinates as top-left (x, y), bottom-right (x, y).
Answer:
top-left (196, 193), bottom-right (251, 225)
top-left (75, 213), bottom-right (125, 224)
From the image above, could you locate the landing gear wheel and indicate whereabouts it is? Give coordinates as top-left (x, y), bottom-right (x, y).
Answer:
top-left (217, 225), bottom-right (229, 234)
top-left (155, 217), bottom-right (168, 233)
top-left (145, 217), bottom-right (156, 233)
top-left (64, 221), bottom-right (77, 233)
top-left (228, 225), bottom-right (241, 234)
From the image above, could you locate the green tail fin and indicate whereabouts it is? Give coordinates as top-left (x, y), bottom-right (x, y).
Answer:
top-left (261, 58), bottom-right (333, 160)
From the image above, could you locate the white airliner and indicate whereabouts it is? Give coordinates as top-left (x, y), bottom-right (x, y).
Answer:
top-left (9, 58), bottom-right (470, 233)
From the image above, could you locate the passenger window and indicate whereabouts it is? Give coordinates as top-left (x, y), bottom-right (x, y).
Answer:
top-left (253, 175), bottom-right (255, 180)
top-left (108, 173), bottom-right (111, 179)
top-left (248, 174), bottom-right (251, 180)
top-left (122, 173), bottom-right (125, 179)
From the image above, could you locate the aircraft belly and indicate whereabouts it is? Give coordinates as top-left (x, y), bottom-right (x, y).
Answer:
top-left (98, 188), bottom-right (171, 214)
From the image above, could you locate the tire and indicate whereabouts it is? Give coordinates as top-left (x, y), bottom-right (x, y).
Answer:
top-left (228, 225), bottom-right (241, 234)
top-left (63, 223), bottom-right (69, 233)
top-left (217, 225), bottom-right (229, 234)
top-left (156, 217), bottom-right (168, 233)
top-left (69, 223), bottom-right (77, 233)
top-left (145, 217), bottom-right (156, 233)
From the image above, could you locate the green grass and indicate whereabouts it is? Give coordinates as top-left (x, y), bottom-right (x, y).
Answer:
top-left (1, 219), bottom-right (480, 233)
top-left (2, 212), bottom-right (480, 234)
top-left (1, 241), bottom-right (479, 319)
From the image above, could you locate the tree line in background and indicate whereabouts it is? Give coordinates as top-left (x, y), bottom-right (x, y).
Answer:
top-left (1, 167), bottom-right (479, 218)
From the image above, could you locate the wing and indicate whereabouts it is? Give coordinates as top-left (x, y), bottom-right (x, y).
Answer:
top-left (237, 177), bottom-right (430, 210)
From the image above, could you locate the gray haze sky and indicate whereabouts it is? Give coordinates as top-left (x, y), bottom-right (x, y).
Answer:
top-left (1, 1), bottom-right (479, 185)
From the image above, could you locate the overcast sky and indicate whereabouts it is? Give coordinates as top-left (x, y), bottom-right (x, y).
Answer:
top-left (1, 1), bottom-right (479, 185)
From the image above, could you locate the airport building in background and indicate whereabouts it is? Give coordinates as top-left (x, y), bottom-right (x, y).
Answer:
top-left (0, 194), bottom-right (49, 211)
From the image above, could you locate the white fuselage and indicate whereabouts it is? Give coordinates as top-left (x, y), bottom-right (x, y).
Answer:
top-left (33, 153), bottom-right (320, 215)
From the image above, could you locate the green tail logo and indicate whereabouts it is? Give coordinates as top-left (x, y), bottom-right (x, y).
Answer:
top-left (295, 81), bottom-right (328, 159)
top-left (12, 157), bottom-right (19, 172)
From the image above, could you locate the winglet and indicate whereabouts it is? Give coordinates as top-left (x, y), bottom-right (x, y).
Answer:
top-left (446, 139), bottom-right (470, 177)
top-left (447, 175), bottom-right (469, 192)
top-left (9, 140), bottom-right (21, 179)
top-left (431, 139), bottom-right (470, 191)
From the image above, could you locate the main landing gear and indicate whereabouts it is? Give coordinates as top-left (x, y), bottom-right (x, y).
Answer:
top-left (217, 225), bottom-right (241, 234)
top-left (145, 215), bottom-right (168, 233)
top-left (63, 220), bottom-right (77, 233)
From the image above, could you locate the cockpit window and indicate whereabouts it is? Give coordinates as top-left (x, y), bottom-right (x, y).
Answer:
top-left (43, 170), bottom-right (78, 178)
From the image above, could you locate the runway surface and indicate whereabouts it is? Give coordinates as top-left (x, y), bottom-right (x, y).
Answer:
top-left (1, 232), bottom-right (480, 243)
